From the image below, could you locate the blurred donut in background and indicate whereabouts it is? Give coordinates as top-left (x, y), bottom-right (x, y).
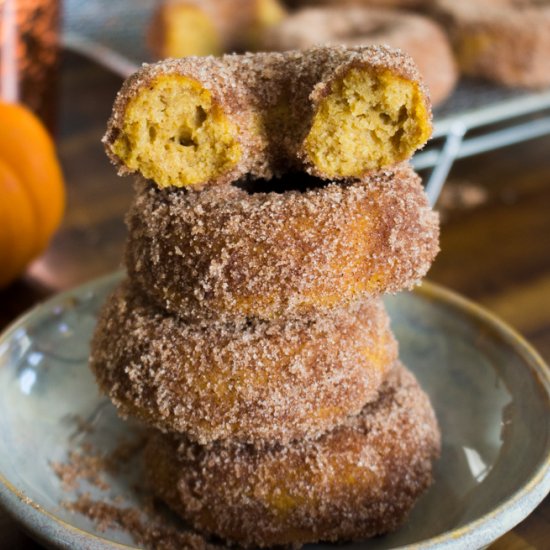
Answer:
top-left (432, 0), bottom-right (550, 89)
top-left (148, 0), bottom-right (287, 58)
top-left (261, 7), bottom-right (458, 105)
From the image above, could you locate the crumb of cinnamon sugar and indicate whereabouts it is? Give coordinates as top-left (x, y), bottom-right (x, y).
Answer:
top-left (52, 434), bottom-right (218, 549)
top-left (51, 449), bottom-right (111, 492)
top-left (64, 494), bottom-right (218, 550)
top-left (51, 434), bottom-right (149, 492)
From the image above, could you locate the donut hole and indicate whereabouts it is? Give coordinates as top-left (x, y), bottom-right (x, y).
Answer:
top-left (303, 67), bottom-right (431, 178)
top-left (235, 172), bottom-right (332, 194)
top-left (110, 75), bottom-right (242, 188)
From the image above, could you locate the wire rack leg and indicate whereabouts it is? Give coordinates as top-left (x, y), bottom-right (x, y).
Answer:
top-left (425, 123), bottom-right (467, 207)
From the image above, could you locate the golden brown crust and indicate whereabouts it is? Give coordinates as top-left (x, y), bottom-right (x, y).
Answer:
top-left (432, 0), bottom-right (550, 88)
top-left (262, 7), bottom-right (457, 105)
top-left (103, 45), bottom-right (431, 188)
top-left (90, 281), bottom-right (397, 444)
top-left (125, 164), bottom-right (439, 321)
top-left (144, 364), bottom-right (441, 548)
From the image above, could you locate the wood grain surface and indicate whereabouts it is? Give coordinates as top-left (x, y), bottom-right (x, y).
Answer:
top-left (0, 51), bottom-right (548, 549)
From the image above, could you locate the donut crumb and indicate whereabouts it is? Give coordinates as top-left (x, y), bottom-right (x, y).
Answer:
top-left (64, 494), bottom-right (217, 550)
top-left (51, 424), bottom-right (218, 550)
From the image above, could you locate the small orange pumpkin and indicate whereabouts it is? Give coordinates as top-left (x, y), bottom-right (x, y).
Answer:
top-left (0, 101), bottom-right (65, 287)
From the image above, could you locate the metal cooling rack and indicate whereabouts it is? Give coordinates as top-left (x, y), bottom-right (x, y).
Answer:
top-left (416, 86), bottom-right (550, 204)
top-left (62, 0), bottom-right (550, 205)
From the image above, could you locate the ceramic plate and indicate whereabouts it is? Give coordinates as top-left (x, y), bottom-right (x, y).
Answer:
top-left (0, 272), bottom-right (549, 549)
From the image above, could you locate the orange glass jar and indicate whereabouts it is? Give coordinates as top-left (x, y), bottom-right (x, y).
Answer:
top-left (0, 0), bottom-right (60, 131)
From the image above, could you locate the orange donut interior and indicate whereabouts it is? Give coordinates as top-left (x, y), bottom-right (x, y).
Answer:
top-left (110, 75), bottom-right (242, 189)
top-left (304, 66), bottom-right (431, 178)
top-left (110, 63), bottom-right (430, 188)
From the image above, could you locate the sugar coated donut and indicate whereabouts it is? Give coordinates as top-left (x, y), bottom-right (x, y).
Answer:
top-left (148, 0), bottom-right (286, 58)
top-left (104, 46), bottom-right (432, 189)
top-left (144, 363), bottom-right (441, 548)
top-left (433, 0), bottom-right (550, 89)
top-left (262, 7), bottom-right (457, 105)
top-left (90, 281), bottom-right (397, 444)
top-left (125, 164), bottom-right (439, 321)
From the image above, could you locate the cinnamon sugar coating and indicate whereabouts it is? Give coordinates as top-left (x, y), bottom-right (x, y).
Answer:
top-left (125, 164), bottom-right (439, 321)
top-left (103, 45), bottom-right (432, 189)
top-left (432, 0), bottom-right (550, 89)
top-left (90, 281), bottom-right (397, 445)
top-left (262, 7), bottom-right (457, 106)
top-left (144, 364), bottom-right (441, 548)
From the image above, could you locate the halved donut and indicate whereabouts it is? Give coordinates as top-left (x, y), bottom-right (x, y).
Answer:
top-left (104, 46), bottom-right (432, 189)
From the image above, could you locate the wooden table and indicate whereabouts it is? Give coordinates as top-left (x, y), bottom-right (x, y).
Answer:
top-left (0, 51), bottom-right (548, 549)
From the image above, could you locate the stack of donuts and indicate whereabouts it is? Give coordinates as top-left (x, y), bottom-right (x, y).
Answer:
top-left (91, 45), bottom-right (441, 547)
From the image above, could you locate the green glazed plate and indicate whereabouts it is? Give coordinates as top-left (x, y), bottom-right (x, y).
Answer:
top-left (0, 272), bottom-right (548, 549)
